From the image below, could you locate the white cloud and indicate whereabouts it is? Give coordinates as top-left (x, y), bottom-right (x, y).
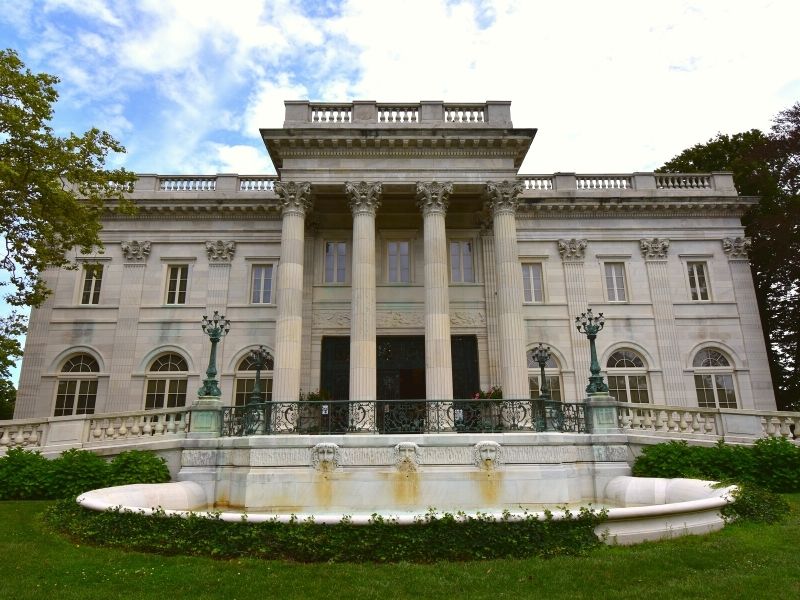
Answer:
top-left (211, 144), bottom-right (275, 174)
top-left (242, 76), bottom-right (309, 135)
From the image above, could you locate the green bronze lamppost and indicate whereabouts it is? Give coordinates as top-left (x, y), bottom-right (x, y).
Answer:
top-left (575, 309), bottom-right (608, 395)
top-left (199, 311), bottom-right (230, 397)
top-left (530, 343), bottom-right (552, 400)
top-left (248, 345), bottom-right (271, 405)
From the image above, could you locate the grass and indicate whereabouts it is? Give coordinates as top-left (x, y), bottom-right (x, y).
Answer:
top-left (2, 497), bottom-right (799, 600)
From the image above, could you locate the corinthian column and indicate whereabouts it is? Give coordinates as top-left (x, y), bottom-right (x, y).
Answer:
top-left (272, 181), bottom-right (312, 431)
top-left (486, 181), bottom-right (529, 401)
top-left (417, 182), bottom-right (455, 430)
top-left (345, 181), bottom-right (382, 431)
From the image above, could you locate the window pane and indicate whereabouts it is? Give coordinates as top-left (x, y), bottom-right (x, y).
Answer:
top-left (605, 263), bottom-right (626, 301)
top-left (76, 380), bottom-right (97, 414)
top-left (450, 242), bottom-right (460, 281)
top-left (629, 375), bottom-right (650, 403)
top-left (694, 374), bottom-right (716, 408)
top-left (167, 379), bottom-right (187, 408)
top-left (81, 265), bottom-right (103, 304)
top-left (145, 379), bottom-right (166, 410)
top-left (522, 265), bottom-right (532, 302)
top-left (715, 374), bottom-right (737, 409)
top-left (608, 375), bottom-right (629, 403)
top-left (55, 380), bottom-right (77, 416)
top-left (462, 242), bottom-right (474, 282)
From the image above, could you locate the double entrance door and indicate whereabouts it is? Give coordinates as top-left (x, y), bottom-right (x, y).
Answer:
top-left (319, 335), bottom-right (479, 432)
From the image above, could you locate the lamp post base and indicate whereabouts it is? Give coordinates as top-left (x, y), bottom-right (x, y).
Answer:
top-left (189, 395), bottom-right (224, 437)
top-left (586, 393), bottom-right (620, 434)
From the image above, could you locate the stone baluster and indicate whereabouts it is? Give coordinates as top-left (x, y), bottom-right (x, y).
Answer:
top-left (417, 182), bottom-right (455, 430)
top-left (345, 181), bottom-right (382, 431)
top-left (640, 238), bottom-right (685, 405)
top-left (486, 182), bottom-right (529, 395)
top-left (272, 182), bottom-right (313, 432)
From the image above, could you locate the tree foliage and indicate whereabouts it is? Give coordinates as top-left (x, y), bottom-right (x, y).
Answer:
top-left (660, 104), bottom-right (800, 409)
top-left (0, 48), bottom-right (136, 398)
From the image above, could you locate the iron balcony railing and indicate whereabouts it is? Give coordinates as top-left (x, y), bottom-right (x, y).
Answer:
top-left (221, 399), bottom-right (589, 436)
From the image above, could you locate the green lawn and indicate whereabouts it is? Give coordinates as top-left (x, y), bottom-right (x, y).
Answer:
top-left (3, 497), bottom-right (799, 600)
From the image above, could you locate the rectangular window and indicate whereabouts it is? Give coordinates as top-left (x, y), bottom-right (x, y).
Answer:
top-left (54, 380), bottom-right (77, 416)
top-left (522, 263), bottom-right (544, 303)
top-left (387, 241), bottom-right (410, 283)
top-left (145, 379), bottom-right (187, 410)
top-left (55, 380), bottom-right (97, 416)
top-left (694, 374), bottom-right (716, 408)
top-left (235, 378), bottom-right (273, 406)
top-left (251, 264), bottom-right (274, 304)
top-left (529, 376), bottom-right (562, 401)
top-left (688, 262), bottom-right (710, 301)
top-left (324, 242), bottom-right (347, 283)
top-left (80, 265), bottom-right (103, 304)
top-left (166, 265), bottom-right (189, 304)
top-left (450, 240), bottom-right (475, 283)
top-left (604, 262), bottom-right (627, 302)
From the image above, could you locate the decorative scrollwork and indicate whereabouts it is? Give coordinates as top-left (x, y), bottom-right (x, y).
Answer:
top-left (722, 237), bottom-right (751, 259)
top-left (558, 238), bottom-right (588, 261)
top-left (485, 180), bottom-right (524, 215)
top-left (120, 240), bottom-right (151, 261)
top-left (640, 237), bottom-right (670, 260)
top-left (274, 181), bottom-right (312, 216)
top-left (416, 181), bottom-right (453, 215)
top-left (205, 240), bottom-right (236, 262)
top-left (344, 181), bottom-right (382, 215)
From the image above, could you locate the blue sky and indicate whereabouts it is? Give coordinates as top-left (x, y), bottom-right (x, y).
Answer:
top-left (2, 0), bottom-right (800, 383)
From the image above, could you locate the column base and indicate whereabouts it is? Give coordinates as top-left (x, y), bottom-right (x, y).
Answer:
top-left (189, 395), bottom-right (224, 437)
top-left (586, 393), bottom-right (620, 434)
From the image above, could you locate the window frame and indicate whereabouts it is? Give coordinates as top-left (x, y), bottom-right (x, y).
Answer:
top-left (449, 239), bottom-right (476, 284)
top-left (234, 352), bottom-right (275, 407)
top-left (603, 261), bottom-right (628, 303)
top-left (692, 348), bottom-right (738, 409)
top-left (385, 239), bottom-right (412, 284)
top-left (250, 263), bottom-right (275, 304)
top-left (144, 353), bottom-right (189, 410)
top-left (164, 264), bottom-right (190, 305)
top-left (521, 262), bottom-right (545, 303)
top-left (526, 350), bottom-right (562, 401)
top-left (605, 349), bottom-right (650, 404)
top-left (80, 264), bottom-right (104, 305)
top-left (323, 240), bottom-right (348, 284)
top-left (687, 260), bottom-right (711, 302)
top-left (53, 354), bottom-right (100, 417)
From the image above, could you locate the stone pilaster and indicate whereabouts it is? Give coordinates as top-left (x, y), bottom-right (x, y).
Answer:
top-left (723, 237), bottom-right (775, 409)
top-left (272, 182), bottom-right (312, 431)
top-left (205, 240), bottom-right (235, 314)
top-left (559, 238), bottom-right (591, 399)
top-left (486, 181), bottom-right (528, 400)
top-left (640, 238), bottom-right (684, 405)
top-left (345, 181), bottom-right (382, 430)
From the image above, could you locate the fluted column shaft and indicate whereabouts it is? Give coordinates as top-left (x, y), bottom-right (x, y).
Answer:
top-left (559, 239), bottom-right (591, 399)
top-left (487, 181), bottom-right (528, 399)
top-left (272, 183), bottom-right (312, 419)
top-left (417, 182), bottom-right (454, 401)
top-left (346, 182), bottom-right (381, 431)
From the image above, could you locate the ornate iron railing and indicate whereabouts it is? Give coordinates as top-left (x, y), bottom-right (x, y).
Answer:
top-left (220, 399), bottom-right (589, 436)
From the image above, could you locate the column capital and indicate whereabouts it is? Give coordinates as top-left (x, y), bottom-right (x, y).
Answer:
top-left (640, 237), bottom-right (670, 261)
top-left (120, 240), bottom-right (151, 262)
top-left (722, 237), bottom-right (751, 260)
top-left (485, 180), bottom-right (523, 216)
top-left (205, 240), bottom-right (236, 262)
top-left (345, 181), bottom-right (382, 216)
top-left (274, 181), bottom-right (312, 217)
top-left (558, 238), bottom-right (588, 262)
top-left (416, 181), bottom-right (453, 215)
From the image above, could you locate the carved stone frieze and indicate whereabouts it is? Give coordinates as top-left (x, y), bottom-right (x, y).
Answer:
top-left (378, 311), bottom-right (424, 328)
top-left (485, 180), bottom-right (523, 216)
top-left (313, 311), bottom-right (351, 328)
top-left (313, 310), bottom-right (485, 329)
top-left (640, 237), bottom-right (670, 260)
top-left (120, 240), bottom-right (151, 261)
top-left (450, 311), bottom-right (486, 327)
top-left (416, 181), bottom-right (453, 215)
top-left (274, 181), bottom-right (312, 216)
top-left (344, 181), bottom-right (382, 215)
top-left (473, 441), bottom-right (503, 470)
top-left (722, 237), bottom-right (751, 260)
top-left (557, 238), bottom-right (588, 262)
top-left (205, 240), bottom-right (236, 262)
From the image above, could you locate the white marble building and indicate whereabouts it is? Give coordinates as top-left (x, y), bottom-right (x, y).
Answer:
top-left (14, 100), bottom-right (777, 420)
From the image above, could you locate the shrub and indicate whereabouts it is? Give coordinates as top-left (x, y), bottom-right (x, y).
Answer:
top-left (721, 485), bottom-right (790, 524)
top-left (107, 450), bottom-right (170, 486)
top-left (44, 502), bottom-right (607, 563)
top-left (49, 448), bottom-right (110, 499)
top-left (0, 447), bottom-right (52, 500)
top-left (750, 437), bottom-right (800, 492)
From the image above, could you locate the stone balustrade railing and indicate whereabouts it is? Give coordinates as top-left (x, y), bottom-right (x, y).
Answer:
top-left (0, 407), bottom-right (191, 451)
top-left (517, 172), bottom-right (737, 196)
top-left (283, 100), bottom-right (513, 127)
top-left (617, 402), bottom-right (798, 440)
top-left (128, 174), bottom-right (279, 193)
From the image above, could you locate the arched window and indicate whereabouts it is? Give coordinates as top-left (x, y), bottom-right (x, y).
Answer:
top-left (526, 350), bottom-right (562, 401)
top-left (692, 348), bottom-right (737, 409)
top-left (54, 354), bottom-right (99, 416)
top-left (606, 349), bottom-right (650, 403)
top-left (234, 352), bottom-right (274, 406)
top-left (145, 353), bottom-right (188, 410)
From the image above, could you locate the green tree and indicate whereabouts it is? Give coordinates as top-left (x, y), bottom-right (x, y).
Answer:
top-left (0, 48), bottom-right (135, 391)
top-left (660, 104), bottom-right (800, 409)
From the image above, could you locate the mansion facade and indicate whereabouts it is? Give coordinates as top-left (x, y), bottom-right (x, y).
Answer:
top-left (14, 100), bottom-right (777, 419)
